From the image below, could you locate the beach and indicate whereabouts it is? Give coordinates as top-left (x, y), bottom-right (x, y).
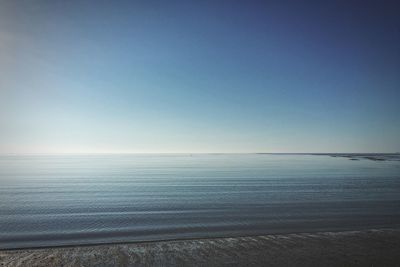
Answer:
top-left (1, 229), bottom-right (400, 266)
top-left (1, 154), bottom-right (399, 265)
top-left (2, 0), bottom-right (399, 265)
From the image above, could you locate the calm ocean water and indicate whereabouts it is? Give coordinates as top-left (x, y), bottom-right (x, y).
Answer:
top-left (0, 154), bottom-right (399, 249)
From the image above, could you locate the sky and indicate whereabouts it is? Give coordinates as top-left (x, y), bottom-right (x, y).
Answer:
top-left (0, 0), bottom-right (399, 153)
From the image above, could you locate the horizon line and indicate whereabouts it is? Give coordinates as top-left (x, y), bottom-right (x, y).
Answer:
top-left (1, 152), bottom-right (399, 156)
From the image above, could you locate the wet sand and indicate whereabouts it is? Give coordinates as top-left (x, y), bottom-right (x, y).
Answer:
top-left (1, 229), bottom-right (400, 266)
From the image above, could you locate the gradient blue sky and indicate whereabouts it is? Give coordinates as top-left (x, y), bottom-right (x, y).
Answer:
top-left (1, 0), bottom-right (399, 153)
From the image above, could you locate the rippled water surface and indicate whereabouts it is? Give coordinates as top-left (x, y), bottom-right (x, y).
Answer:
top-left (1, 154), bottom-right (399, 249)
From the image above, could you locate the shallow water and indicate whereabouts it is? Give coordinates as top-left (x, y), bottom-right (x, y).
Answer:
top-left (0, 154), bottom-right (399, 249)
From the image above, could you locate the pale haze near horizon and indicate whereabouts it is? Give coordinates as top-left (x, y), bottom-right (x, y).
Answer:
top-left (1, 1), bottom-right (399, 154)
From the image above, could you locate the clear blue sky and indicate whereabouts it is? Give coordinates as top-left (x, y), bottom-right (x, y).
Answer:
top-left (1, 0), bottom-right (399, 153)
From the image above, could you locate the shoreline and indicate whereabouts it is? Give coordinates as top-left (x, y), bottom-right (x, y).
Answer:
top-left (2, 228), bottom-right (400, 266)
top-left (1, 226), bottom-right (400, 251)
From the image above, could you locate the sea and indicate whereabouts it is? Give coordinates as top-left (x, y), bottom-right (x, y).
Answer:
top-left (0, 154), bottom-right (399, 249)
